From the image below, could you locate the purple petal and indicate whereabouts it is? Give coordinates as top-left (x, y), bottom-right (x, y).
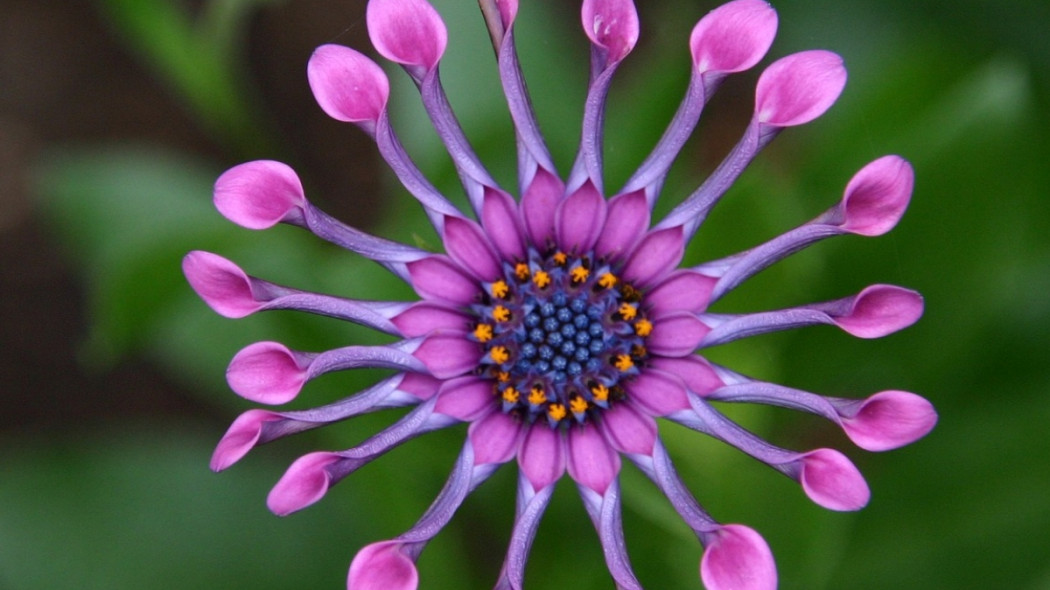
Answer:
top-left (621, 226), bottom-right (686, 288)
top-left (839, 390), bottom-right (938, 452)
top-left (648, 313), bottom-right (711, 357)
top-left (442, 215), bottom-right (503, 281)
top-left (391, 302), bottom-right (472, 337)
top-left (495, 474), bottom-right (554, 590)
top-left (406, 255), bottom-right (481, 305)
top-left (518, 423), bottom-right (565, 491)
top-left (226, 341), bottom-right (307, 405)
top-left (308, 44), bottom-right (389, 124)
top-left (798, 448), bottom-right (870, 511)
top-left (183, 251), bottom-right (261, 318)
top-left (594, 190), bottom-right (650, 262)
top-left (624, 369), bottom-right (691, 416)
top-left (434, 377), bottom-right (499, 421)
top-left (481, 187), bottom-right (527, 261)
top-left (755, 50), bottom-right (847, 127)
top-left (839, 155), bottom-right (914, 236)
top-left (700, 524), bottom-right (777, 590)
top-left (366, 0), bottom-right (447, 72)
top-left (213, 160), bottom-right (305, 230)
top-left (577, 481), bottom-right (642, 590)
top-left (210, 409), bottom-right (281, 472)
top-left (832, 284), bottom-right (924, 338)
top-left (581, 0), bottom-right (639, 62)
top-left (567, 424), bottom-right (620, 494)
top-left (267, 451), bottom-right (342, 515)
top-left (520, 167), bottom-right (564, 249)
top-left (468, 412), bottom-right (522, 465)
top-left (690, 0), bottom-right (778, 75)
top-left (412, 333), bottom-right (482, 379)
top-left (599, 402), bottom-right (656, 455)
top-left (644, 270), bottom-right (717, 317)
top-left (347, 541), bottom-right (419, 590)
top-left (556, 181), bottom-right (607, 254)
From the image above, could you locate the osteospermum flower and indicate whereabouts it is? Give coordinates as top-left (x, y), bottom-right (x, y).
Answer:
top-left (183, 0), bottom-right (937, 588)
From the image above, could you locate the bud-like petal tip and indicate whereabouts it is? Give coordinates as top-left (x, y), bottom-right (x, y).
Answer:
top-left (348, 541), bottom-right (419, 590)
top-left (841, 155), bottom-right (914, 236)
top-left (755, 50), bottom-right (846, 127)
top-left (267, 452), bottom-right (341, 516)
top-left (226, 341), bottom-right (307, 405)
top-left (581, 0), bottom-right (640, 62)
top-left (798, 448), bottom-right (870, 511)
top-left (367, 0), bottom-right (448, 71)
top-left (842, 391), bottom-right (937, 452)
top-left (308, 44), bottom-right (390, 123)
top-left (691, 0), bottom-right (778, 75)
top-left (214, 160), bottom-right (305, 229)
top-left (210, 409), bottom-right (281, 471)
top-left (701, 524), bottom-right (777, 590)
top-left (183, 251), bottom-right (260, 318)
top-left (835, 285), bottom-right (923, 339)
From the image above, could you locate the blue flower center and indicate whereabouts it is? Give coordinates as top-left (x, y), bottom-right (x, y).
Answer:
top-left (471, 250), bottom-right (650, 426)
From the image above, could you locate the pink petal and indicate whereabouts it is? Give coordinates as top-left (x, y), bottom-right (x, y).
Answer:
top-left (700, 524), bottom-right (777, 590)
top-left (621, 226), bottom-right (686, 288)
top-left (366, 0), bottom-right (447, 71)
top-left (690, 0), bottom-right (778, 75)
top-left (556, 181), bottom-right (607, 254)
top-left (798, 448), bottom-right (870, 511)
top-left (412, 333), bottom-right (482, 379)
top-left (841, 390), bottom-right (937, 452)
top-left (649, 357), bottom-right (724, 396)
top-left (647, 313), bottom-right (711, 357)
top-left (581, 0), bottom-right (639, 62)
top-left (834, 284), bottom-right (923, 338)
top-left (226, 341), bottom-right (307, 405)
top-left (307, 44), bottom-right (389, 123)
top-left (644, 270), bottom-right (716, 318)
top-left (406, 255), bottom-right (481, 305)
top-left (390, 302), bottom-right (472, 337)
top-left (624, 369), bottom-right (690, 416)
top-left (398, 373), bottom-right (443, 401)
top-left (348, 541), bottom-right (419, 590)
top-left (183, 251), bottom-right (260, 318)
top-left (211, 409), bottom-right (281, 472)
top-left (518, 423), bottom-right (565, 491)
top-left (520, 168), bottom-right (564, 249)
top-left (840, 155), bottom-right (914, 237)
top-left (434, 377), bottom-right (497, 421)
top-left (594, 190), bottom-right (649, 262)
top-left (600, 402), bottom-right (656, 455)
top-left (267, 451), bottom-right (341, 515)
top-left (213, 160), bottom-right (305, 229)
top-left (442, 215), bottom-right (503, 281)
top-left (566, 425), bottom-right (620, 494)
top-left (755, 50), bottom-right (846, 127)
top-left (493, 0), bottom-right (518, 29)
top-left (481, 187), bottom-right (526, 261)
top-left (469, 412), bottom-right (521, 465)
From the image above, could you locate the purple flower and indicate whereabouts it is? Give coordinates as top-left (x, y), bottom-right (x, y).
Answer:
top-left (184, 0), bottom-right (937, 588)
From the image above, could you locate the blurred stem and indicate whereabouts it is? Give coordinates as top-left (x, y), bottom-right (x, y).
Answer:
top-left (95, 0), bottom-right (284, 159)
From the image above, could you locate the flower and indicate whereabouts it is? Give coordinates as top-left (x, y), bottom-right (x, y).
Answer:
top-left (183, 0), bottom-right (937, 588)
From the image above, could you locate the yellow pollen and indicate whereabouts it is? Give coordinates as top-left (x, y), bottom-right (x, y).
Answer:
top-left (490, 346), bottom-right (510, 364)
top-left (632, 344), bottom-right (647, 358)
top-left (598, 273), bottom-right (618, 289)
top-left (570, 396), bottom-right (588, 415)
top-left (473, 323), bottom-right (494, 342)
top-left (634, 318), bottom-right (653, 337)
top-left (528, 385), bottom-right (547, 406)
top-left (621, 284), bottom-right (641, 301)
top-left (553, 252), bottom-right (567, 265)
top-left (491, 280), bottom-right (510, 299)
top-left (570, 266), bottom-right (590, 283)
top-left (614, 353), bottom-right (634, 371)
top-left (501, 387), bottom-right (520, 404)
top-left (515, 263), bottom-right (530, 280)
top-left (547, 403), bottom-right (567, 422)
top-left (497, 371), bottom-right (511, 382)
top-left (591, 383), bottom-right (610, 402)
top-left (618, 302), bottom-right (638, 320)
top-left (492, 305), bottom-right (511, 322)
top-left (533, 270), bottom-right (551, 288)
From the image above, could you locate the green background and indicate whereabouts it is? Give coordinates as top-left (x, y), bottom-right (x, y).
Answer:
top-left (2, 0), bottom-right (1048, 588)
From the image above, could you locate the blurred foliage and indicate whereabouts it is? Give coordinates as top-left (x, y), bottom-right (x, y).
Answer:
top-left (5, 0), bottom-right (1050, 589)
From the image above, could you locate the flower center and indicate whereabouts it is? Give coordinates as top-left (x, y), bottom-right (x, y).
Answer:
top-left (471, 250), bottom-right (650, 426)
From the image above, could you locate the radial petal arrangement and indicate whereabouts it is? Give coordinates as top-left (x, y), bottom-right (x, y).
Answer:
top-left (184, 1), bottom-right (937, 589)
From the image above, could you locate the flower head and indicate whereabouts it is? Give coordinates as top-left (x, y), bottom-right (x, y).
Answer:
top-left (185, 1), bottom-right (936, 588)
